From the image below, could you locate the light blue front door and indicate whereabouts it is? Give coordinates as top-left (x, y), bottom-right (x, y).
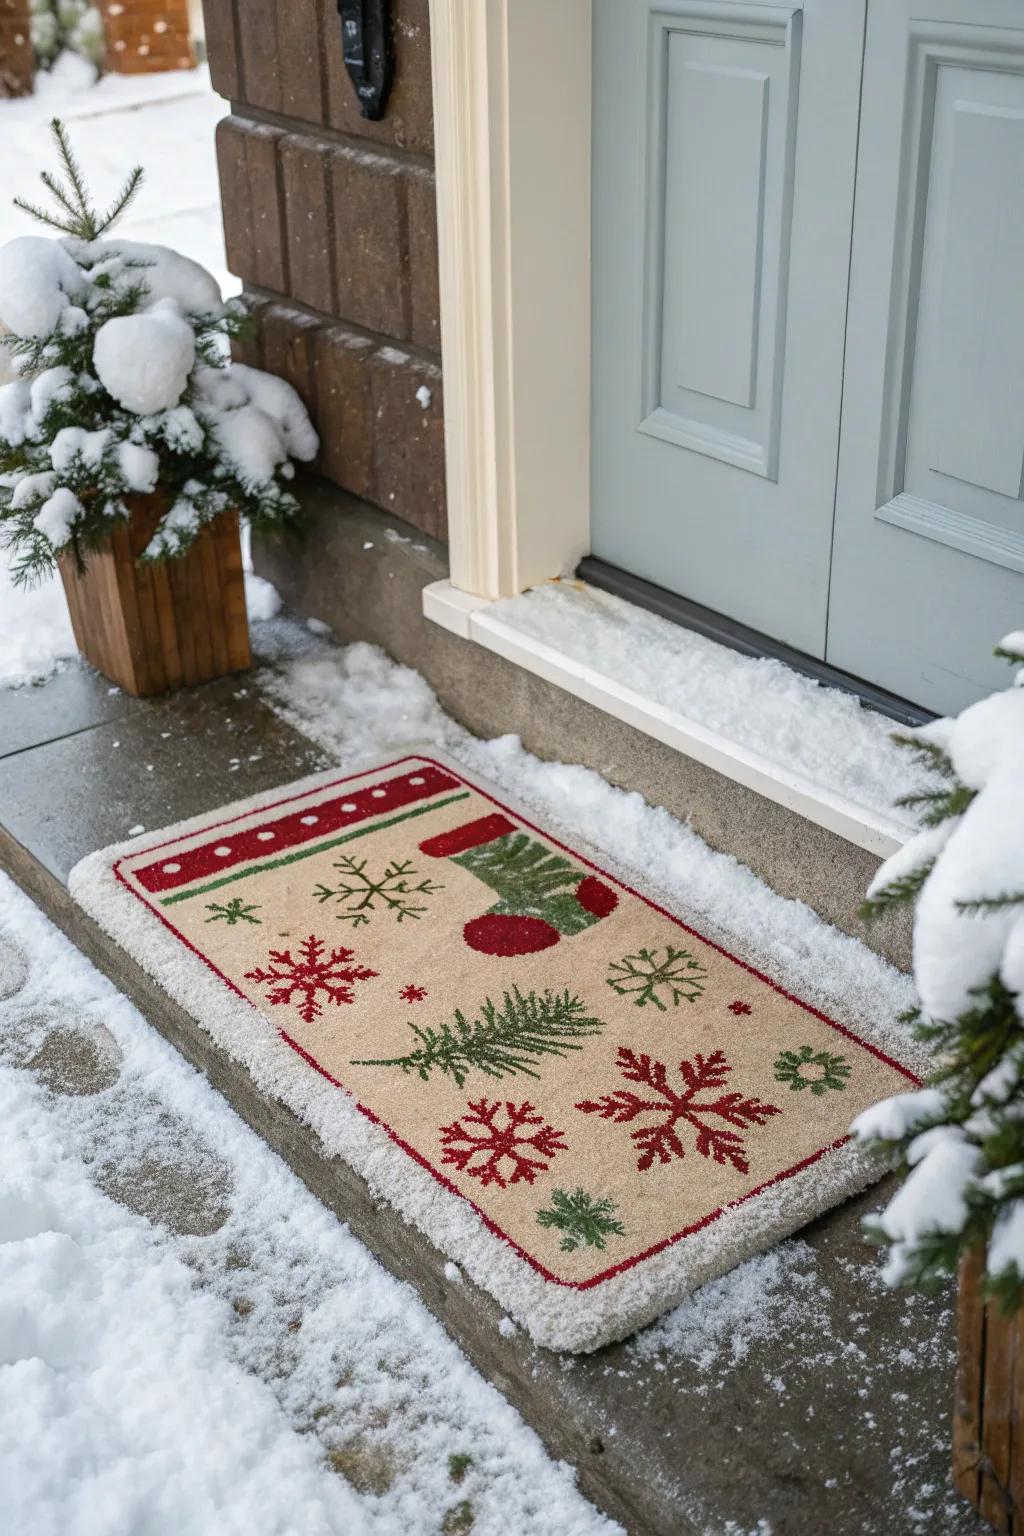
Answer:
top-left (591, 0), bottom-right (1024, 714)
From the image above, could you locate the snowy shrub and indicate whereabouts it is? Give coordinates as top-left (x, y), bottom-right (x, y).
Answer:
top-left (0, 123), bottom-right (317, 585)
top-left (853, 633), bottom-right (1024, 1306)
top-left (30, 0), bottom-right (104, 73)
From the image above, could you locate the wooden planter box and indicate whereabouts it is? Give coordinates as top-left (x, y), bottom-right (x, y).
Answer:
top-left (58, 497), bottom-right (250, 697)
top-left (955, 1248), bottom-right (1024, 1530)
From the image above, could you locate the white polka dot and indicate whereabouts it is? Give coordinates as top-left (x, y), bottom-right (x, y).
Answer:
top-left (162, 862), bottom-right (181, 874)
top-left (214, 845), bottom-right (232, 858)
top-left (342, 803), bottom-right (357, 812)
top-left (300, 815), bottom-right (319, 826)
top-left (371, 789), bottom-right (386, 798)
top-left (410, 776), bottom-right (425, 785)
top-left (256, 831), bottom-right (275, 842)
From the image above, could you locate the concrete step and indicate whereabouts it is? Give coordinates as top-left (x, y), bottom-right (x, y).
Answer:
top-left (0, 648), bottom-right (980, 1536)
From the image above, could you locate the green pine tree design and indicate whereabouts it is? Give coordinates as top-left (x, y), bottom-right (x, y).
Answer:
top-left (351, 986), bottom-right (605, 1087)
top-left (205, 898), bottom-right (262, 926)
top-left (606, 945), bottom-right (707, 1010)
top-left (536, 1188), bottom-right (626, 1253)
top-left (774, 1044), bottom-right (851, 1095)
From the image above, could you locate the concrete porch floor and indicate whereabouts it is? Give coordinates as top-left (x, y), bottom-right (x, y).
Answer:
top-left (0, 634), bottom-right (988, 1536)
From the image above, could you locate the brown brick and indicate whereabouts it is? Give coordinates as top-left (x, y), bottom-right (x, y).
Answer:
top-left (314, 326), bottom-right (376, 498)
top-left (247, 126), bottom-right (289, 293)
top-left (0, 7), bottom-right (34, 98)
top-left (216, 116), bottom-right (254, 279)
top-left (329, 146), bottom-right (407, 337)
top-left (237, 0), bottom-right (281, 113)
top-left (369, 348), bottom-right (445, 539)
top-left (276, 0), bottom-right (322, 124)
top-left (262, 305), bottom-right (321, 426)
top-left (203, 0), bottom-right (241, 100)
top-left (217, 117), bottom-right (288, 293)
top-left (100, 0), bottom-right (195, 73)
top-left (280, 135), bottom-right (335, 314)
top-left (406, 166), bottom-right (439, 353)
top-left (322, 0), bottom-right (434, 157)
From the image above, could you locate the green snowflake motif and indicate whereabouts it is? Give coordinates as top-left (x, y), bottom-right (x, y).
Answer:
top-left (536, 1188), bottom-right (626, 1253)
top-left (205, 898), bottom-right (262, 926)
top-left (773, 1044), bottom-right (852, 1096)
top-left (314, 856), bottom-right (443, 927)
top-left (606, 945), bottom-right (707, 1011)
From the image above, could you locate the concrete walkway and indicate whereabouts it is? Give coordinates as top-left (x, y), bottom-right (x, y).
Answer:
top-left (0, 633), bottom-right (989, 1536)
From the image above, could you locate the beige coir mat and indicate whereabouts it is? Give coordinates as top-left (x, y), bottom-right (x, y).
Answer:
top-left (71, 752), bottom-right (919, 1351)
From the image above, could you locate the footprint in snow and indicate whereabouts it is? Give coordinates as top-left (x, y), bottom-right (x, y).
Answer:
top-left (26, 1020), bottom-right (123, 1098)
top-left (0, 932), bottom-right (30, 1001)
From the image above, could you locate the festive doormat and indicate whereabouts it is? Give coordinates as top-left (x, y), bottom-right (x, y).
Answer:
top-left (71, 753), bottom-right (919, 1351)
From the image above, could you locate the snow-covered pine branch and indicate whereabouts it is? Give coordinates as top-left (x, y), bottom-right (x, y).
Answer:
top-left (853, 633), bottom-right (1024, 1305)
top-left (0, 124), bottom-right (318, 585)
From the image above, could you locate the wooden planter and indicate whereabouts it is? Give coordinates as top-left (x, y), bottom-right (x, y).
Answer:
top-left (955, 1248), bottom-right (1024, 1530)
top-left (57, 497), bottom-right (250, 696)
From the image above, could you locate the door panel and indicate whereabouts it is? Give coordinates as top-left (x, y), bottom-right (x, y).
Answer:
top-left (826, 1), bottom-right (1024, 714)
top-left (591, 0), bottom-right (865, 656)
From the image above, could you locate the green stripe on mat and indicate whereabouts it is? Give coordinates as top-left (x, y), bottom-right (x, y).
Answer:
top-left (158, 791), bottom-right (471, 907)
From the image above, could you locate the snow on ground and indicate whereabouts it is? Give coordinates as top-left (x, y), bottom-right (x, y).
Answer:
top-left (0, 556), bottom-right (76, 686)
top-left (0, 871), bottom-right (619, 1536)
top-left (0, 59), bottom-right (235, 300)
top-left (491, 580), bottom-right (934, 824)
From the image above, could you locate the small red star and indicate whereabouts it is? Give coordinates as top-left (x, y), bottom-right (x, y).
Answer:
top-left (400, 984), bottom-right (428, 1003)
top-left (728, 1000), bottom-right (752, 1016)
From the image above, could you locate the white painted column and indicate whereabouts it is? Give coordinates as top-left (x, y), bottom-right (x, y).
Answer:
top-left (427, 0), bottom-right (592, 599)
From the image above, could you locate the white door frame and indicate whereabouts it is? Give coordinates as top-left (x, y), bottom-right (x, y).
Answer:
top-left (423, 0), bottom-right (909, 858)
top-left (427, 0), bottom-right (593, 599)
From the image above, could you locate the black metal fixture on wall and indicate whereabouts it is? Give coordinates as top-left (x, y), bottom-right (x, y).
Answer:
top-left (337, 0), bottom-right (394, 121)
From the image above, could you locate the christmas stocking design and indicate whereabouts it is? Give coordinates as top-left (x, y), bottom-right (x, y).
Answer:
top-left (419, 814), bottom-right (618, 955)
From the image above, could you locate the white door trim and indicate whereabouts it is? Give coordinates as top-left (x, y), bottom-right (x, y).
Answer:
top-left (422, 578), bottom-right (908, 856)
top-left (424, 0), bottom-right (910, 858)
top-left (427, 0), bottom-right (592, 598)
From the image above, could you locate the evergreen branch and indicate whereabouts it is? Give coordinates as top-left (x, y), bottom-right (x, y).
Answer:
top-left (50, 118), bottom-right (94, 235)
top-left (895, 783), bottom-right (976, 827)
top-left (859, 862), bottom-right (936, 922)
top-left (13, 121), bottom-right (144, 242)
top-left (890, 731), bottom-right (956, 780)
top-left (39, 169), bottom-right (82, 222)
top-left (995, 641), bottom-right (1024, 666)
top-left (97, 165), bottom-right (145, 236)
top-left (10, 196), bottom-right (76, 235)
top-left (352, 986), bottom-right (605, 1087)
top-left (956, 893), bottom-right (1024, 916)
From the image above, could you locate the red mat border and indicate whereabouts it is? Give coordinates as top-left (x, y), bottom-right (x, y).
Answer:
top-left (113, 754), bottom-right (920, 1292)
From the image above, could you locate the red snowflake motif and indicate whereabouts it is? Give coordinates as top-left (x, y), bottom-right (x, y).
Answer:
top-left (400, 983), bottom-right (428, 1003)
top-left (576, 1047), bottom-right (780, 1174)
top-left (245, 934), bottom-right (378, 1024)
top-left (729, 1000), bottom-right (752, 1016)
top-left (439, 1099), bottom-right (568, 1189)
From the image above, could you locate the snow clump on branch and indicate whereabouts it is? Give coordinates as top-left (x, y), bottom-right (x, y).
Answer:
top-left (853, 632), bottom-right (1024, 1305)
top-left (0, 133), bottom-right (318, 585)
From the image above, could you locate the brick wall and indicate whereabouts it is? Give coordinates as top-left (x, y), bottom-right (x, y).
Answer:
top-left (0, 0), bottom-right (33, 98)
top-left (204, 0), bottom-right (446, 542)
top-left (100, 1), bottom-right (196, 74)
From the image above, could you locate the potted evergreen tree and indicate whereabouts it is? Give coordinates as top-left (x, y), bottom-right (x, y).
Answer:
top-left (852, 632), bottom-right (1024, 1529)
top-left (0, 122), bottom-right (317, 694)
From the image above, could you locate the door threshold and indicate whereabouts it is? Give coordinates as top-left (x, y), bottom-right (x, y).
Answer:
top-left (422, 577), bottom-right (915, 860)
top-left (578, 559), bottom-right (933, 729)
